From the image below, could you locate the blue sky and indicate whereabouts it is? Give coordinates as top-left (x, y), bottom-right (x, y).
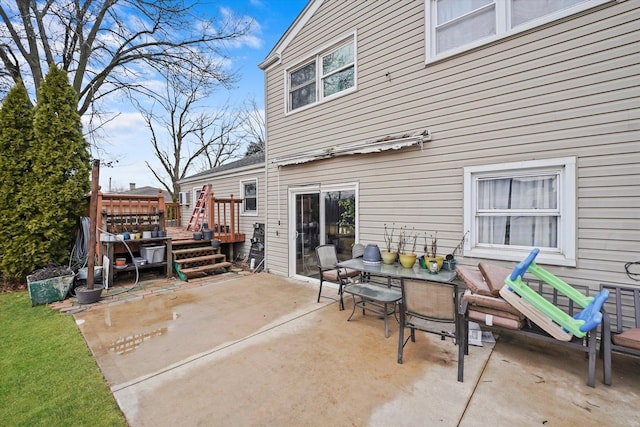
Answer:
top-left (99, 0), bottom-right (308, 192)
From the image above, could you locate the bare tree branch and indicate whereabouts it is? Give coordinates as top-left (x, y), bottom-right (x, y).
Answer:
top-left (132, 69), bottom-right (245, 200)
top-left (0, 0), bottom-right (251, 119)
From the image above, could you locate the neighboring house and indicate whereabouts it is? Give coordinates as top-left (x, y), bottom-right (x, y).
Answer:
top-left (258, 0), bottom-right (639, 290)
top-left (178, 151), bottom-right (265, 259)
top-left (123, 184), bottom-right (172, 202)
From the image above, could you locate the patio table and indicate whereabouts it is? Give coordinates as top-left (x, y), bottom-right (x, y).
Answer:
top-left (337, 259), bottom-right (457, 337)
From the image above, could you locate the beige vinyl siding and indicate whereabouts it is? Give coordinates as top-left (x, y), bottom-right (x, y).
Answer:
top-left (263, 0), bottom-right (640, 289)
top-left (179, 166), bottom-right (265, 260)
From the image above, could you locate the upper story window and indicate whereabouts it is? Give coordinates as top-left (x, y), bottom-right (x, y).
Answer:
top-left (241, 179), bottom-right (258, 215)
top-left (426, 0), bottom-right (609, 62)
top-left (463, 157), bottom-right (576, 266)
top-left (287, 34), bottom-right (356, 112)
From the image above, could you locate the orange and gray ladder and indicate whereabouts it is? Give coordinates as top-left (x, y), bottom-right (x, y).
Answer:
top-left (186, 185), bottom-right (210, 231)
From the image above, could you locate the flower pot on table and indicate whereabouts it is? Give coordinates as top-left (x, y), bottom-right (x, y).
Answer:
top-left (399, 253), bottom-right (417, 268)
top-left (381, 250), bottom-right (397, 265)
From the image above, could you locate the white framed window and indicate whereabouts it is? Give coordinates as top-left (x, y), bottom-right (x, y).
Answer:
top-left (241, 179), bottom-right (258, 215)
top-left (425, 0), bottom-right (609, 62)
top-left (193, 187), bottom-right (203, 206)
top-left (463, 157), bottom-right (576, 266)
top-left (287, 33), bottom-right (356, 112)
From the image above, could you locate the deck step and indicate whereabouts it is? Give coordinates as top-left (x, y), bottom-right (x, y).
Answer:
top-left (179, 262), bottom-right (232, 276)
top-left (174, 254), bottom-right (226, 265)
top-left (173, 247), bottom-right (220, 257)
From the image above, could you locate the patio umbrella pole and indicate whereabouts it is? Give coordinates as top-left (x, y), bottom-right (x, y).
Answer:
top-left (86, 160), bottom-right (100, 290)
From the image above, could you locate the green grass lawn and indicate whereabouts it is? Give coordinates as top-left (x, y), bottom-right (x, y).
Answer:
top-left (0, 291), bottom-right (127, 426)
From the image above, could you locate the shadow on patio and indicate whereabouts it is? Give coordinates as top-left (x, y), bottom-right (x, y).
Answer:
top-left (71, 273), bottom-right (640, 426)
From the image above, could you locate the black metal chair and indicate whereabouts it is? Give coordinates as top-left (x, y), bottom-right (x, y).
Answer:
top-left (397, 279), bottom-right (467, 382)
top-left (315, 244), bottom-right (360, 310)
top-left (600, 283), bottom-right (640, 385)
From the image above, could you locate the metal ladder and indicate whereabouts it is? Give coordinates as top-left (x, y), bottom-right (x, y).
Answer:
top-left (186, 185), bottom-right (210, 231)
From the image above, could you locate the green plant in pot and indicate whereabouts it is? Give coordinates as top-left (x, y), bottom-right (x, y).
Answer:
top-left (381, 223), bottom-right (397, 264)
top-left (398, 226), bottom-right (418, 269)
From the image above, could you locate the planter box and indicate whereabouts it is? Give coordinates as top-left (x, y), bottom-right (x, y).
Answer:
top-left (27, 274), bottom-right (75, 306)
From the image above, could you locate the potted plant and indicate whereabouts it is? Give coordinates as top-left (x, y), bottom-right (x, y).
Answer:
top-left (423, 232), bottom-right (444, 272)
top-left (442, 231), bottom-right (469, 271)
top-left (398, 226), bottom-right (418, 268)
top-left (381, 223), bottom-right (397, 264)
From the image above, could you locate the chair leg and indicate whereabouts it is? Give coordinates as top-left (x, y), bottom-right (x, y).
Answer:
top-left (587, 330), bottom-right (596, 388)
top-left (398, 306), bottom-right (405, 364)
top-left (317, 278), bottom-right (323, 303)
top-left (601, 314), bottom-right (612, 386)
top-left (457, 314), bottom-right (465, 382)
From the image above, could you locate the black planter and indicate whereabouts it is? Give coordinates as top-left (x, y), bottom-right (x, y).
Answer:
top-left (75, 285), bottom-right (104, 304)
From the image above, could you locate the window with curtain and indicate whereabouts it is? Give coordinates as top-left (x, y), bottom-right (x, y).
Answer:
top-left (287, 34), bottom-right (356, 112)
top-left (476, 175), bottom-right (559, 248)
top-left (426, 0), bottom-right (607, 61)
top-left (464, 157), bottom-right (576, 266)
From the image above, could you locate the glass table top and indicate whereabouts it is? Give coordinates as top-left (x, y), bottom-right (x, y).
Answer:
top-left (337, 258), bottom-right (457, 283)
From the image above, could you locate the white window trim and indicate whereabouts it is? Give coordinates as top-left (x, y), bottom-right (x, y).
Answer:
top-left (463, 157), bottom-right (576, 267)
top-left (240, 178), bottom-right (258, 216)
top-left (425, 0), bottom-right (610, 64)
top-left (284, 31), bottom-right (358, 115)
top-left (192, 186), bottom-right (203, 207)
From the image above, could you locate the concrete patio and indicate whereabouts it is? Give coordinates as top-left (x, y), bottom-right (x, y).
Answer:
top-left (70, 273), bottom-right (640, 426)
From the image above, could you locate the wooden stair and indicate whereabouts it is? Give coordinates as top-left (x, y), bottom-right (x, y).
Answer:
top-left (172, 243), bottom-right (232, 281)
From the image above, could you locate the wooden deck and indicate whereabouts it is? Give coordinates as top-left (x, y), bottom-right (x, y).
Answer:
top-left (166, 227), bottom-right (245, 244)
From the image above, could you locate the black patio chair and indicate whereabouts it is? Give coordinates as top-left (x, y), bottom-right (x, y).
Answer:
top-left (315, 244), bottom-right (360, 310)
top-left (397, 279), bottom-right (467, 382)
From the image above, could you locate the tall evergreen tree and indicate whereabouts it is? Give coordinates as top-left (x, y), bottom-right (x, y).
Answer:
top-left (26, 65), bottom-right (90, 271)
top-left (0, 81), bottom-right (34, 279)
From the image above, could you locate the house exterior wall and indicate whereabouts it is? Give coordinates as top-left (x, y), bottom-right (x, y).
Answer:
top-left (262, 0), bottom-right (640, 290)
top-left (179, 165), bottom-right (265, 260)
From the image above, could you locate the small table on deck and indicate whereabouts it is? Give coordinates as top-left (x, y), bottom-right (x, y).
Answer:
top-left (337, 259), bottom-right (457, 338)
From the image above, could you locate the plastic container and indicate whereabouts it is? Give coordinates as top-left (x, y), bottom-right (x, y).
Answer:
top-left (133, 256), bottom-right (146, 266)
top-left (140, 245), bottom-right (166, 264)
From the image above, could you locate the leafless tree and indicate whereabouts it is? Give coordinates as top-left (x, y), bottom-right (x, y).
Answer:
top-left (0, 1), bottom-right (251, 118)
top-left (239, 98), bottom-right (265, 156)
top-left (134, 70), bottom-right (245, 201)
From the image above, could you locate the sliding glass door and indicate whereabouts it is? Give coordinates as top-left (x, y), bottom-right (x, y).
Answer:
top-left (289, 184), bottom-right (357, 279)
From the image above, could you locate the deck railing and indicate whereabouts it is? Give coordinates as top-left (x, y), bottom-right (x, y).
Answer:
top-left (207, 191), bottom-right (244, 242)
top-left (96, 189), bottom-right (167, 234)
